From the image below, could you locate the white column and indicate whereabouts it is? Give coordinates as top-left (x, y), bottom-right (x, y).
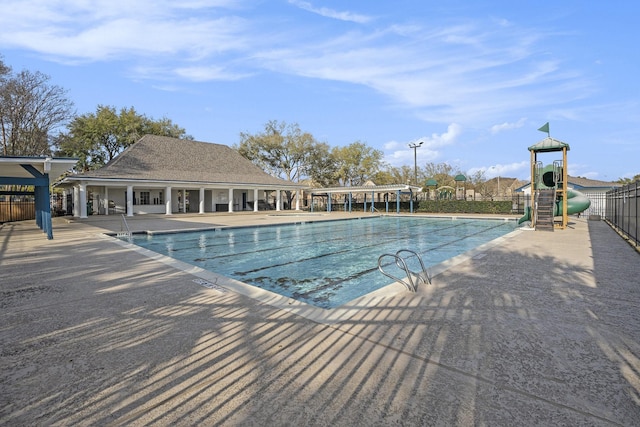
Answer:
top-left (199, 187), bottom-right (205, 214)
top-left (79, 183), bottom-right (88, 218)
top-left (228, 188), bottom-right (234, 212)
top-left (62, 189), bottom-right (68, 214)
top-left (182, 189), bottom-right (187, 213)
top-left (295, 189), bottom-right (300, 210)
top-left (165, 186), bottom-right (172, 215)
top-left (104, 187), bottom-right (109, 216)
top-left (211, 190), bottom-right (216, 212)
top-left (276, 189), bottom-right (281, 211)
top-left (126, 185), bottom-right (133, 217)
top-left (253, 188), bottom-right (259, 212)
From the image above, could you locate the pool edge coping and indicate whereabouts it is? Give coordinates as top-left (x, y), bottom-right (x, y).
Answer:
top-left (101, 218), bottom-right (523, 325)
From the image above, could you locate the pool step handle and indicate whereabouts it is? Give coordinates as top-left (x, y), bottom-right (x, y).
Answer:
top-left (377, 249), bottom-right (431, 292)
top-left (118, 214), bottom-right (132, 240)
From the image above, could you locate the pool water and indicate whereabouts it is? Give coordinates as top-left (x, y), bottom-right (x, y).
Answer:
top-left (128, 216), bottom-right (517, 309)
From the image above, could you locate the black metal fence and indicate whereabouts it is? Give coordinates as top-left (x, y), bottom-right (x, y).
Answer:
top-left (606, 181), bottom-right (639, 247)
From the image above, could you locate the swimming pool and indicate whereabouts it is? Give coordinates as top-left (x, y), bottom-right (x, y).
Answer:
top-left (126, 216), bottom-right (517, 309)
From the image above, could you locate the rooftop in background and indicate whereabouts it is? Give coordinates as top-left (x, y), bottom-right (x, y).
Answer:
top-left (515, 175), bottom-right (621, 192)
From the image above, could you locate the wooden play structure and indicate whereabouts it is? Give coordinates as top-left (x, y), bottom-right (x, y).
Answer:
top-left (519, 136), bottom-right (590, 230)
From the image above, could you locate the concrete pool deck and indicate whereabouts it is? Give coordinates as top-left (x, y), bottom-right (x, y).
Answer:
top-left (1, 212), bottom-right (639, 425)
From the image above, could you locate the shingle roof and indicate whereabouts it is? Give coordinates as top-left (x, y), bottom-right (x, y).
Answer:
top-left (515, 175), bottom-right (621, 192)
top-left (567, 176), bottom-right (621, 189)
top-left (75, 135), bottom-right (303, 187)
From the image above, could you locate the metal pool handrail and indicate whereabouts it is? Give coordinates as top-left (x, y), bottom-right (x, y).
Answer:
top-left (377, 249), bottom-right (431, 292)
top-left (116, 214), bottom-right (132, 240)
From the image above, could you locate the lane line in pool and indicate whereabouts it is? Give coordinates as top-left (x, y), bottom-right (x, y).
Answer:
top-left (102, 223), bottom-right (522, 324)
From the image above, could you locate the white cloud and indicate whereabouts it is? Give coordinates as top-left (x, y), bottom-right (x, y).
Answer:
top-left (0, 0), bottom-right (250, 63)
top-left (468, 161), bottom-right (529, 179)
top-left (490, 118), bottom-right (527, 134)
top-left (173, 65), bottom-right (252, 82)
top-left (0, 0), bottom-right (595, 127)
top-left (384, 123), bottom-right (462, 168)
top-left (288, 0), bottom-right (373, 24)
top-left (254, 19), bottom-right (590, 126)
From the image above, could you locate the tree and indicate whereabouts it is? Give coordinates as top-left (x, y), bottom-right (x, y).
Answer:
top-left (616, 174), bottom-right (640, 184)
top-left (304, 142), bottom-right (338, 188)
top-left (237, 120), bottom-right (328, 208)
top-left (383, 165), bottom-right (414, 185)
top-left (237, 120), bottom-right (320, 182)
top-left (371, 169), bottom-right (398, 186)
top-left (0, 65), bottom-right (74, 156)
top-left (332, 141), bottom-right (384, 187)
top-left (55, 105), bottom-right (191, 171)
top-left (423, 162), bottom-right (460, 189)
top-left (0, 57), bottom-right (9, 81)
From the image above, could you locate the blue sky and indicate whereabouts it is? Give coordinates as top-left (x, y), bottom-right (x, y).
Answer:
top-left (1, 0), bottom-right (638, 181)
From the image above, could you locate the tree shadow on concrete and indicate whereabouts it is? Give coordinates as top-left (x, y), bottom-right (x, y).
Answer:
top-left (1, 219), bottom-right (639, 426)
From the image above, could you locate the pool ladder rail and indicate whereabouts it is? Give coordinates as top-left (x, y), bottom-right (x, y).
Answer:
top-left (378, 249), bottom-right (432, 292)
top-left (116, 214), bottom-right (132, 240)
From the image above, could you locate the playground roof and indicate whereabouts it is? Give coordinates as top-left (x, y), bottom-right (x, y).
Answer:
top-left (528, 137), bottom-right (570, 153)
top-left (310, 184), bottom-right (422, 195)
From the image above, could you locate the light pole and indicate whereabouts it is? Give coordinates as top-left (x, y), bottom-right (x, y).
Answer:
top-left (490, 166), bottom-right (500, 200)
top-left (408, 141), bottom-right (423, 185)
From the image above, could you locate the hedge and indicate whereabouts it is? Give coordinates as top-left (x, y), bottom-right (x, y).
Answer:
top-left (417, 200), bottom-right (512, 214)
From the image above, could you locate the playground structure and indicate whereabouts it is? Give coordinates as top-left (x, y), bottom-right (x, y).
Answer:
top-left (518, 136), bottom-right (591, 230)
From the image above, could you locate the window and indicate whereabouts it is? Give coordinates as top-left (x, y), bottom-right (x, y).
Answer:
top-left (140, 191), bottom-right (150, 205)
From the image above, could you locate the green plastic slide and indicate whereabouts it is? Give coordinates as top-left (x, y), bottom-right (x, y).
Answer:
top-left (518, 189), bottom-right (591, 224)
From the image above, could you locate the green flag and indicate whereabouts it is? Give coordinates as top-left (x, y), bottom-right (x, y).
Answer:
top-left (538, 122), bottom-right (550, 135)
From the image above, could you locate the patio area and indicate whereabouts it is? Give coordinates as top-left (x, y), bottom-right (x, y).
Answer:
top-left (1, 212), bottom-right (639, 425)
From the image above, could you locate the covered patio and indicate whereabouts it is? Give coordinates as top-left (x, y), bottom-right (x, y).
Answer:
top-left (309, 184), bottom-right (423, 213)
top-left (0, 156), bottom-right (77, 239)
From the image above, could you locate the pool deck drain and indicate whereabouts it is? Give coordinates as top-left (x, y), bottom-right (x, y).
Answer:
top-left (2, 212), bottom-right (639, 426)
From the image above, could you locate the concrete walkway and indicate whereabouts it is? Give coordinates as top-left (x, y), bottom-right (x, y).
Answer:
top-left (1, 213), bottom-right (639, 426)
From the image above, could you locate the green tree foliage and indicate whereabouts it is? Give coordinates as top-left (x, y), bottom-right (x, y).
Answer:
top-left (382, 165), bottom-right (414, 186)
top-left (0, 59), bottom-right (74, 156)
top-left (56, 105), bottom-right (191, 171)
top-left (236, 120), bottom-right (323, 183)
top-left (237, 120), bottom-right (335, 208)
top-left (304, 142), bottom-right (338, 187)
top-left (371, 169), bottom-right (398, 185)
top-left (616, 174), bottom-right (640, 184)
top-left (331, 141), bottom-right (384, 186)
top-left (423, 162), bottom-right (461, 189)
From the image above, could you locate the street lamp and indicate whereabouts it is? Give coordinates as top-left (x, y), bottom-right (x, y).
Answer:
top-left (408, 141), bottom-right (423, 185)
top-left (490, 166), bottom-right (501, 200)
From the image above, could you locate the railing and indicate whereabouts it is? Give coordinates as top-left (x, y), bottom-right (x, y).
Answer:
top-left (606, 181), bottom-right (639, 247)
top-left (378, 249), bottom-right (431, 292)
top-left (116, 214), bottom-right (132, 240)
